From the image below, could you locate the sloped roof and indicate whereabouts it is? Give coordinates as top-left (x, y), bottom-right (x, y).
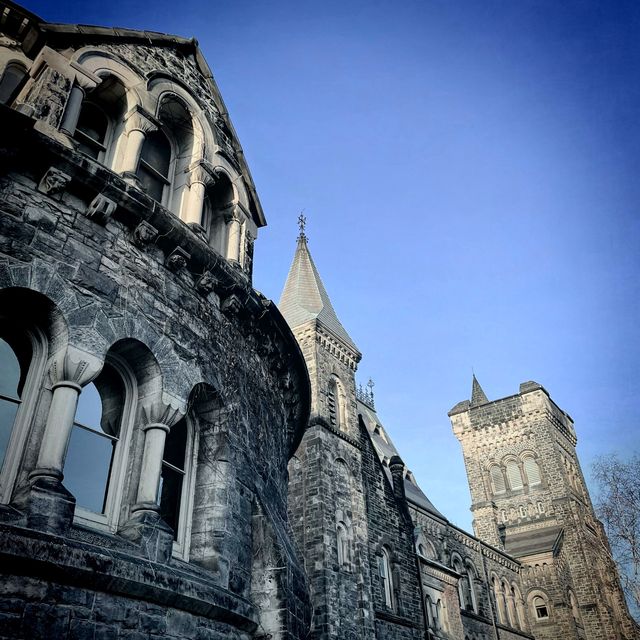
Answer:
top-left (504, 525), bottom-right (563, 559)
top-left (358, 400), bottom-right (447, 520)
top-left (279, 235), bottom-right (359, 353)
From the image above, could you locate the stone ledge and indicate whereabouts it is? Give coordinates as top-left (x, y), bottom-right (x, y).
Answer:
top-left (0, 522), bottom-right (258, 632)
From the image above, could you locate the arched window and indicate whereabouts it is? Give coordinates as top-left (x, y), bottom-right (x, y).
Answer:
top-left (203, 173), bottom-right (233, 256)
top-left (379, 548), bottom-right (394, 609)
top-left (493, 576), bottom-right (507, 624)
top-left (464, 562), bottom-right (478, 613)
top-left (532, 594), bottom-right (550, 620)
top-left (74, 103), bottom-right (109, 160)
top-left (490, 464), bottom-right (506, 493)
top-left (0, 338), bottom-right (22, 471)
top-left (336, 521), bottom-right (349, 567)
top-left (506, 459), bottom-right (523, 490)
top-left (159, 416), bottom-right (190, 544)
top-left (328, 375), bottom-right (347, 431)
top-left (64, 359), bottom-right (133, 529)
top-left (0, 62), bottom-right (27, 104)
top-left (512, 584), bottom-right (525, 630)
top-left (138, 129), bottom-right (172, 203)
top-left (523, 455), bottom-right (541, 486)
top-left (74, 76), bottom-right (127, 165)
top-left (425, 595), bottom-right (435, 630)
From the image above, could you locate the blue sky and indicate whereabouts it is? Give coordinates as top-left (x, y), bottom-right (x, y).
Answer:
top-left (30, 0), bottom-right (640, 531)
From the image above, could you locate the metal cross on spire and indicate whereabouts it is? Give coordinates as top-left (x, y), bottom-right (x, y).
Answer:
top-left (298, 212), bottom-right (307, 241)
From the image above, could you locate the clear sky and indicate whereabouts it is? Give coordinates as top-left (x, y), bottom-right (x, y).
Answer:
top-left (28, 0), bottom-right (640, 531)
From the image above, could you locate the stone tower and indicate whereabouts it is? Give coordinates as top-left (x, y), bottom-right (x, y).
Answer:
top-left (450, 378), bottom-right (639, 640)
top-left (280, 225), bottom-right (377, 639)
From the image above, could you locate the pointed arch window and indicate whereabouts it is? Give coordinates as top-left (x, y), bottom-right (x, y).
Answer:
top-left (490, 464), bottom-right (506, 494)
top-left (506, 459), bottom-right (523, 490)
top-left (523, 455), bottom-right (541, 486)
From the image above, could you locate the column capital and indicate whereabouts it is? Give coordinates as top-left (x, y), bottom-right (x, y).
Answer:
top-left (124, 106), bottom-right (159, 135)
top-left (48, 346), bottom-right (103, 388)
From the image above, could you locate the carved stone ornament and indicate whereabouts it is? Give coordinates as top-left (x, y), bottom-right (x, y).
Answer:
top-left (38, 167), bottom-right (71, 197)
top-left (187, 222), bottom-right (208, 241)
top-left (166, 247), bottom-right (190, 272)
top-left (132, 221), bottom-right (158, 247)
top-left (124, 106), bottom-right (158, 135)
top-left (196, 270), bottom-right (217, 295)
top-left (84, 193), bottom-right (117, 224)
top-left (221, 293), bottom-right (242, 317)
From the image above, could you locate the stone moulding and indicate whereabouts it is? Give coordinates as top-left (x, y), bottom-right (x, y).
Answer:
top-left (0, 522), bottom-right (258, 632)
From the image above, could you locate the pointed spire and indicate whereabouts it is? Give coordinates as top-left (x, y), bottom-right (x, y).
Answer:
top-left (470, 374), bottom-right (489, 406)
top-left (279, 216), bottom-right (359, 353)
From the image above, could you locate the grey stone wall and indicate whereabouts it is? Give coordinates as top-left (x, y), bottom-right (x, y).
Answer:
top-left (0, 31), bottom-right (311, 638)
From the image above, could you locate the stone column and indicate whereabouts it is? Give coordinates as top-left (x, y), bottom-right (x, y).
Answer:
top-left (119, 396), bottom-right (184, 563)
top-left (59, 84), bottom-right (85, 136)
top-left (134, 423), bottom-right (170, 508)
top-left (27, 347), bottom-right (102, 534)
top-left (225, 205), bottom-right (243, 262)
top-left (119, 108), bottom-right (157, 185)
top-left (182, 164), bottom-right (209, 225)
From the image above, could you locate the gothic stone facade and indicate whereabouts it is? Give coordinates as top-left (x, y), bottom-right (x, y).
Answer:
top-left (1, 3), bottom-right (638, 640)
top-left (450, 380), bottom-right (639, 640)
top-left (0, 3), bottom-right (311, 639)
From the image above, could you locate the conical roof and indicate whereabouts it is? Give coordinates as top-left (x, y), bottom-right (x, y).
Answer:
top-left (471, 374), bottom-right (489, 406)
top-left (279, 234), bottom-right (359, 352)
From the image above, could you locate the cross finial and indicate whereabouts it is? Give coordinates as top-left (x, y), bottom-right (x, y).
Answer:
top-left (298, 212), bottom-right (307, 240)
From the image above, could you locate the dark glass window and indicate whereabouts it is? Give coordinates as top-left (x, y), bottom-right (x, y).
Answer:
top-left (138, 130), bottom-right (171, 202)
top-left (0, 339), bottom-right (21, 469)
top-left (0, 63), bottom-right (27, 104)
top-left (64, 364), bottom-right (124, 514)
top-left (74, 103), bottom-right (109, 159)
top-left (159, 418), bottom-right (187, 539)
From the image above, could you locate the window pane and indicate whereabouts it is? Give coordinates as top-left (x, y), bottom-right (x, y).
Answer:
top-left (75, 383), bottom-right (103, 431)
top-left (524, 456), bottom-right (541, 485)
top-left (76, 103), bottom-right (108, 145)
top-left (138, 165), bottom-right (166, 202)
top-left (64, 425), bottom-right (116, 513)
top-left (159, 464), bottom-right (183, 538)
top-left (0, 338), bottom-right (20, 399)
top-left (163, 419), bottom-right (187, 470)
top-left (506, 460), bottom-right (523, 490)
top-left (0, 64), bottom-right (26, 104)
top-left (0, 398), bottom-right (19, 469)
top-left (490, 465), bottom-right (506, 493)
top-left (140, 131), bottom-right (171, 178)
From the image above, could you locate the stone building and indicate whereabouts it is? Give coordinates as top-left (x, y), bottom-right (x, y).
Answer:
top-left (0, 2), bottom-right (311, 638)
top-left (450, 378), bottom-right (639, 640)
top-left (0, 2), bottom-right (637, 640)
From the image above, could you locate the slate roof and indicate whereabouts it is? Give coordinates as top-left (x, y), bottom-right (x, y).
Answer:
top-left (358, 399), bottom-right (447, 521)
top-left (279, 235), bottom-right (359, 353)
